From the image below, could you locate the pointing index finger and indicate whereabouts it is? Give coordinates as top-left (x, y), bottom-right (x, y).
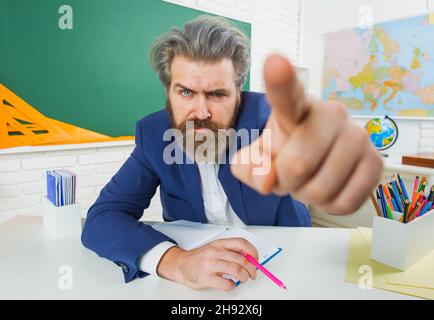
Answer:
top-left (264, 54), bottom-right (310, 133)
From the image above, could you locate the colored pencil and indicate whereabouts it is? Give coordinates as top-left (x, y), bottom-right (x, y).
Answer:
top-left (382, 184), bottom-right (395, 211)
top-left (397, 174), bottom-right (410, 201)
top-left (370, 192), bottom-right (383, 217)
top-left (419, 202), bottom-right (432, 217)
top-left (413, 176), bottom-right (420, 194)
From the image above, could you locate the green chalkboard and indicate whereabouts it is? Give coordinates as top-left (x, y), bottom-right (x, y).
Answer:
top-left (0, 0), bottom-right (251, 137)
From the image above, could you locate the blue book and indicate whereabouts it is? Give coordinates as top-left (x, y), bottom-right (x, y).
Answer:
top-left (47, 169), bottom-right (77, 207)
top-left (52, 171), bottom-right (63, 206)
top-left (60, 174), bottom-right (64, 206)
top-left (46, 171), bottom-right (58, 206)
top-left (61, 169), bottom-right (76, 205)
top-left (54, 170), bottom-right (65, 206)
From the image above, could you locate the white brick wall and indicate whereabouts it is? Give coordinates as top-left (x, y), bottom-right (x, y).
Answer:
top-left (162, 0), bottom-right (302, 91)
top-left (420, 122), bottom-right (434, 152)
top-left (0, 144), bottom-right (163, 223)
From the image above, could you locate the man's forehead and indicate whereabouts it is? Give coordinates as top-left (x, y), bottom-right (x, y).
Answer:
top-left (171, 55), bottom-right (235, 91)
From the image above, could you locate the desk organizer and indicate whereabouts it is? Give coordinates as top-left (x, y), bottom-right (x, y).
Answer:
top-left (371, 209), bottom-right (434, 270)
top-left (42, 196), bottom-right (82, 239)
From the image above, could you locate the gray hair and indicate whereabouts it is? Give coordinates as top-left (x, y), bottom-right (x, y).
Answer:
top-left (150, 15), bottom-right (251, 90)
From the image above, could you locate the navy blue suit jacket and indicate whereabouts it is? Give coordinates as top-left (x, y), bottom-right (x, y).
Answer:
top-left (81, 91), bottom-right (311, 283)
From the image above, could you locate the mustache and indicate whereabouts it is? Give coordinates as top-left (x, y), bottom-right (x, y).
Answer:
top-left (177, 118), bottom-right (221, 132)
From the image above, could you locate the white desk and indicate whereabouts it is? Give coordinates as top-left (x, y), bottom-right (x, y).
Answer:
top-left (0, 216), bottom-right (416, 300)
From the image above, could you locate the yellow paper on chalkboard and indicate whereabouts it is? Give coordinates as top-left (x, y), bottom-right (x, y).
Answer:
top-left (345, 228), bottom-right (434, 299)
top-left (358, 227), bottom-right (434, 290)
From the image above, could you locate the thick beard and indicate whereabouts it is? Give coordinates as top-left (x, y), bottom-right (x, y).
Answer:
top-left (166, 94), bottom-right (241, 164)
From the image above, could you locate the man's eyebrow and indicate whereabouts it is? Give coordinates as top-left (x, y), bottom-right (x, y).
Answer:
top-left (173, 83), bottom-right (230, 95)
top-left (206, 88), bottom-right (230, 95)
top-left (174, 83), bottom-right (195, 92)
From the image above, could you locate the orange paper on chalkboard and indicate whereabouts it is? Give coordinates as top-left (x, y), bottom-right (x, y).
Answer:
top-left (0, 84), bottom-right (133, 149)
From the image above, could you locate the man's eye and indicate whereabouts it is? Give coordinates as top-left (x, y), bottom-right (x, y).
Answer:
top-left (181, 90), bottom-right (192, 97)
top-left (210, 92), bottom-right (224, 97)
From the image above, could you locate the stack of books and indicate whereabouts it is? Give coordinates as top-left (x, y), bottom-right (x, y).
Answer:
top-left (46, 169), bottom-right (77, 207)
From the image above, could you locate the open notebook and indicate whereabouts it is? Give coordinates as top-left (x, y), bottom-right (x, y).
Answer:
top-left (151, 220), bottom-right (282, 285)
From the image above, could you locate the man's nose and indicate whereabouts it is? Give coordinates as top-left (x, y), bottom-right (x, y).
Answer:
top-left (193, 96), bottom-right (211, 120)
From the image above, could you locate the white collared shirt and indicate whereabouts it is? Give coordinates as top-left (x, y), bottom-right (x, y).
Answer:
top-left (139, 163), bottom-right (245, 275)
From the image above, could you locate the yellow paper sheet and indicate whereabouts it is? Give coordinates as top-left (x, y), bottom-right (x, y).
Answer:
top-left (358, 227), bottom-right (434, 290)
top-left (345, 228), bottom-right (434, 299)
top-left (429, 12), bottom-right (434, 25)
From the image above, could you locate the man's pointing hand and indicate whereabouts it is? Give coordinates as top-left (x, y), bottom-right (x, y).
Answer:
top-left (231, 54), bottom-right (383, 215)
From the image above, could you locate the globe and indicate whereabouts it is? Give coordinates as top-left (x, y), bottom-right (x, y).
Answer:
top-left (365, 116), bottom-right (399, 151)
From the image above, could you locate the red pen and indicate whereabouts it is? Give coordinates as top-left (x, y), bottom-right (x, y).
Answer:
top-left (241, 251), bottom-right (287, 290)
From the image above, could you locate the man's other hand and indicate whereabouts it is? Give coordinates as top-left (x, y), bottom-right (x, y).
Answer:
top-left (156, 238), bottom-right (258, 291)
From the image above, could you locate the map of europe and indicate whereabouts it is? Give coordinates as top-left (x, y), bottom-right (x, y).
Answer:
top-left (323, 14), bottom-right (434, 118)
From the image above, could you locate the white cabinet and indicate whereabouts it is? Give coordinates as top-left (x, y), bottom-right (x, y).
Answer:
top-left (310, 156), bottom-right (434, 228)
